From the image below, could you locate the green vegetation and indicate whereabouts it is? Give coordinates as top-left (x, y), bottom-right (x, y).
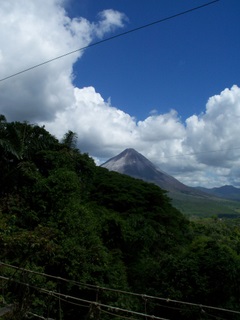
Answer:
top-left (171, 191), bottom-right (240, 217)
top-left (1, 116), bottom-right (240, 319)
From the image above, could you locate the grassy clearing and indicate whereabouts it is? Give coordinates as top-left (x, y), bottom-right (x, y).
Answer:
top-left (169, 192), bottom-right (240, 217)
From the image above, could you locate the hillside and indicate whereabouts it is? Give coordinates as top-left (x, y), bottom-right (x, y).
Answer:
top-left (101, 148), bottom-right (240, 216)
top-left (196, 185), bottom-right (240, 201)
top-left (1, 117), bottom-right (240, 319)
top-left (101, 148), bottom-right (205, 195)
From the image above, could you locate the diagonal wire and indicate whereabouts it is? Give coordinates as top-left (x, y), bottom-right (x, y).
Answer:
top-left (0, 0), bottom-right (220, 83)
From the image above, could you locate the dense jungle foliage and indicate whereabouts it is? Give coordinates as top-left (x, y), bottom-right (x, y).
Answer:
top-left (1, 115), bottom-right (240, 320)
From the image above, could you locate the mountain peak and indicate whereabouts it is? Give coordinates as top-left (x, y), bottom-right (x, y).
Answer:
top-left (101, 148), bottom-right (203, 195)
top-left (101, 148), bottom-right (155, 174)
top-left (122, 148), bottom-right (136, 153)
top-left (101, 149), bottom-right (238, 214)
top-left (112, 148), bottom-right (143, 159)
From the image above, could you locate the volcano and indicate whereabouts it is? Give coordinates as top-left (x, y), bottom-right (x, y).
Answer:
top-left (101, 148), bottom-right (207, 197)
top-left (101, 149), bottom-right (240, 216)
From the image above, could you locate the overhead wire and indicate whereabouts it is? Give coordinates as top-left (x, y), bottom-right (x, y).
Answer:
top-left (0, 275), bottom-right (170, 320)
top-left (100, 307), bottom-right (140, 320)
top-left (0, 0), bottom-right (229, 163)
top-left (202, 310), bottom-right (228, 320)
top-left (26, 312), bottom-right (48, 320)
top-left (0, 0), bottom-right (220, 83)
top-left (1, 262), bottom-right (240, 317)
top-left (50, 293), bottom-right (90, 309)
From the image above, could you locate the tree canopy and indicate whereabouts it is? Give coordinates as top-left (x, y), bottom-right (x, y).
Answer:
top-left (1, 116), bottom-right (240, 320)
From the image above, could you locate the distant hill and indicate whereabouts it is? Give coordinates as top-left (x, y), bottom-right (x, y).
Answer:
top-left (196, 185), bottom-right (240, 201)
top-left (101, 148), bottom-right (240, 216)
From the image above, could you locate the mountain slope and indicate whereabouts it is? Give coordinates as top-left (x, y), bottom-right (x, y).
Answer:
top-left (196, 185), bottom-right (240, 201)
top-left (101, 148), bottom-right (207, 196)
top-left (101, 148), bottom-right (240, 216)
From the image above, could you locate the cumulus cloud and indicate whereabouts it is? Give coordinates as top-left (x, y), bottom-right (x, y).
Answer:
top-left (1, 0), bottom-right (240, 187)
top-left (0, 0), bottom-right (126, 122)
top-left (43, 86), bottom-right (194, 175)
top-left (95, 9), bottom-right (128, 38)
top-left (185, 85), bottom-right (240, 168)
top-left (44, 85), bottom-right (240, 187)
top-left (43, 86), bottom-right (137, 157)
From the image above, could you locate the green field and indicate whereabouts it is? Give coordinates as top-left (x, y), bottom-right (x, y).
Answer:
top-left (169, 192), bottom-right (240, 217)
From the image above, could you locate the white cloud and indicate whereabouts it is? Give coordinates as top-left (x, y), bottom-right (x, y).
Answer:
top-left (0, 0), bottom-right (126, 122)
top-left (95, 9), bottom-right (128, 38)
top-left (44, 84), bottom-right (240, 188)
top-left (43, 86), bottom-right (196, 182)
top-left (1, 1), bottom-right (240, 188)
top-left (138, 110), bottom-right (185, 141)
top-left (44, 86), bottom-right (137, 157)
top-left (185, 85), bottom-right (240, 168)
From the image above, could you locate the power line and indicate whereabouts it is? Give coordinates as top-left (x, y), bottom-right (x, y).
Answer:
top-left (0, 275), bottom-right (170, 320)
top-left (0, 0), bottom-right (220, 83)
top-left (100, 307), bottom-right (140, 320)
top-left (1, 262), bottom-right (240, 317)
top-left (26, 312), bottom-right (50, 320)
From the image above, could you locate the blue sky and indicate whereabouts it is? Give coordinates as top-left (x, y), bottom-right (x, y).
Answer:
top-left (1, 0), bottom-right (240, 187)
top-left (68, 0), bottom-right (240, 121)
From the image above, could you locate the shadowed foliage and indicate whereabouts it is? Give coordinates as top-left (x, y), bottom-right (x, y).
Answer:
top-left (1, 116), bottom-right (240, 320)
